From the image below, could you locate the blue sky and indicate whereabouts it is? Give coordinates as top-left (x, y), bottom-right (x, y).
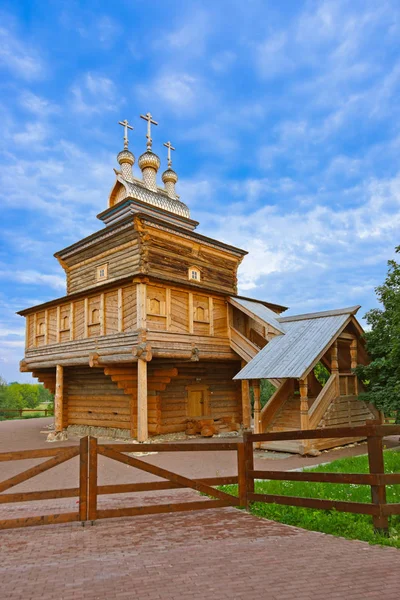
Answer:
top-left (1, 0), bottom-right (400, 382)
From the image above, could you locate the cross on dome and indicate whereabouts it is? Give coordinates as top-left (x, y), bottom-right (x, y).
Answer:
top-left (140, 112), bottom-right (158, 150)
top-left (163, 141), bottom-right (175, 168)
top-left (118, 119), bottom-right (134, 149)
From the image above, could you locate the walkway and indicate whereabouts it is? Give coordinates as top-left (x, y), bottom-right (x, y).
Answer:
top-left (1, 502), bottom-right (399, 600)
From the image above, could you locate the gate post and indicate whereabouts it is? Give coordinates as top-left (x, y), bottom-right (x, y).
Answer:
top-left (367, 429), bottom-right (389, 534)
top-left (237, 442), bottom-right (247, 508)
top-left (243, 430), bottom-right (254, 510)
top-left (79, 436), bottom-right (89, 524)
top-left (88, 436), bottom-right (98, 524)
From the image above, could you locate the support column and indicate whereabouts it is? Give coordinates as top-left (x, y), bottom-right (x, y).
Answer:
top-left (252, 380), bottom-right (261, 434)
top-left (299, 377), bottom-right (309, 431)
top-left (137, 358), bottom-right (148, 442)
top-left (350, 339), bottom-right (358, 395)
top-left (241, 376), bottom-right (251, 429)
top-left (331, 341), bottom-right (339, 394)
top-left (54, 364), bottom-right (64, 433)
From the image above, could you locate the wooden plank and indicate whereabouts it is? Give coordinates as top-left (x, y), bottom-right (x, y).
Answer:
top-left (0, 512), bottom-right (79, 531)
top-left (0, 447), bottom-right (77, 461)
top-left (0, 447), bottom-right (79, 493)
top-left (250, 470), bottom-right (377, 485)
top-left (99, 441), bottom-right (238, 452)
top-left (97, 476), bottom-right (238, 496)
top-left (99, 446), bottom-right (238, 505)
top-left (248, 425), bottom-right (400, 442)
top-left (249, 493), bottom-right (380, 515)
top-left (79, 436), bottom-right (89, 522)
top-left (88, 437), bottom-right (97, 522)
top-left (0, 488), bottom-right (79, 504)
top-left (237, 442), bottom-right (247, 508)
top-left (367, 435), bottom-right (388, 531)
top-left (188, 292), bottom-right (193, 334)
top-left (96, 500), bottom-right (232, 520)
top-left (54, 364), bottom-right (63, 432)
top-left (137, 359), bottom-right (148, 441)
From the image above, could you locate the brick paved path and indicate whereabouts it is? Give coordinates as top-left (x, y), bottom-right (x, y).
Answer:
top-left (1, 495), bottom-right (400, 600)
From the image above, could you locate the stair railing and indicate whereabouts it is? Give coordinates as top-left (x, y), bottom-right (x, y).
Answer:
top-left (308, 373), bottom-right (338, 429)
top-left (260, 378), bottom-right (292, 431)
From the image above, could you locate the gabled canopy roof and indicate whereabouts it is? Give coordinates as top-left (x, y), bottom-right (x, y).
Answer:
top-left (234, 306), bottom-right (361, 381)
top-left (229, 297), bottom-right (286, 334)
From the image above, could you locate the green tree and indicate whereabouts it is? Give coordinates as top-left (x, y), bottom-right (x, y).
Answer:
top-left (355, 247), bottom-right (400, 420)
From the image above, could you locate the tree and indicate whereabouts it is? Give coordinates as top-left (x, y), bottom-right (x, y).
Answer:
top-left (355, 246), bottom-right (400, 419)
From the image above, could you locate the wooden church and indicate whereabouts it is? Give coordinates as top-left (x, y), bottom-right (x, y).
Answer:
top-left (18, 114), bottom-right (379, 452)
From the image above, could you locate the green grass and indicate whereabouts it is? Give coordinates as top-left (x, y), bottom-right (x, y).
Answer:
top-left (220, 450), bottom-right (400, 548)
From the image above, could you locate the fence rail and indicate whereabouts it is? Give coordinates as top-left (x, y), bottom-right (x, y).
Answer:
top-left (0, 423), bottom-right (399, 532)
top-left (0, 408), bottom-right (54, 418)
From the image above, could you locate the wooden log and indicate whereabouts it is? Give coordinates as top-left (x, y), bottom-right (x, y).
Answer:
top-left (55, 364), bottom-right (63, 432)
top-left (137, 358), bottom-right (148, 441)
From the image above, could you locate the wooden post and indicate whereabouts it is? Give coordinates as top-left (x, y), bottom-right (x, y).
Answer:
top-left (33, 313), bottom-right (37, 348)
top-left (166, 287), bottom-right (171, 331)
top-left (299, 377), bottom-right (309, 430)
top-left (118, 288), bottom-right (123, 332)
top-left (54, 365), bottom-right (63, 433)
top-left (237, 442), bottom-right (247, 508)
top-left (331, 341), bottom-right (339, 395)
top-left (367, 433), bottom-right (389, 534)
top-left (252, 380), bottom-right (261, 434)
top-left (84, 298), bottom-right (89, 338)
top-left (136, 282), bottom-right (147, 329)
top-left (188, 292), bottom-right (194, 334)
top-left (79, 436), bottom-right (89, 523)
top-left (137, 358), bottom-right (148, 442)
top-left (209, 297), bottom-right (214, 336)
top-left (44, 309), bottom-right (48, 345)
top-left (241, 365), bottom-right (251, 429)
top-left (56, 306), bottom-right (61, 343)
top-left (350, 339), bottom-right (358, 395)
top-left (88, 436), bottom-right (98, 524)
top-left (99, 293), bottom-right (105, 336)
top-left (243, 430), bottom-right (254, 509)
top-left (70, 302), bottom-right (74, 341)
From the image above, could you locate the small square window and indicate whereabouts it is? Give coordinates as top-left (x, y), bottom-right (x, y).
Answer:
top-left (188, 267), bottom-right (201, 282)
top-left (96, 263), bottom-right (108, 282)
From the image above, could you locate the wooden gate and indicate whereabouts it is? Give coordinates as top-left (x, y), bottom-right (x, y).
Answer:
top-left (0, 438), bottom-right (88, 530)
top-left (87, 437), bottom-right (241, 522)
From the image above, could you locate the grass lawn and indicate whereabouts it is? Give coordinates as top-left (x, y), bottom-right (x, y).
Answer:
top-left (221, 449), bottom-right (400, 548)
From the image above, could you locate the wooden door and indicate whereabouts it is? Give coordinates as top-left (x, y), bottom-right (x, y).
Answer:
top-left (187, 385), bottom-right (209, 417)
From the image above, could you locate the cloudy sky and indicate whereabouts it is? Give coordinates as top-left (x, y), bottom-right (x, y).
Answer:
top-left (1, 0), bottom-right (400, 382)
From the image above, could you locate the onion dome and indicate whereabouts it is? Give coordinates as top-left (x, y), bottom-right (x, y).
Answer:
top-left (138, 150), bottom-right (160, 191)
top-left (138, 150), bottom-right (161, 172)
top-left (117, 149), bottom-right (135, 183)
top-left (162, 168), bottom-right (178, 199)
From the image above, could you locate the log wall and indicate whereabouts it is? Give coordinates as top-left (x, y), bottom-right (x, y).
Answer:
top-left (158, 361), bottom-right (242, 434)
top-left (65, 229), bottom-right (140, 294)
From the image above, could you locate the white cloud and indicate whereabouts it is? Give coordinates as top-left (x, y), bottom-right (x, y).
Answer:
top-left (211, 51), bottom-right (236, 73)
top-left (71, 73), bottom-right (120, 114)
top-left (136, 72), bottom-right (211, 115)
top-left (0, 24), bottom-right (44, 80)
top-left (13, 122), bottom-right (49, 146)
top-left (0, 270), bottom-right (66, 291)
top-left (19, 91), bottom-right (58, 116)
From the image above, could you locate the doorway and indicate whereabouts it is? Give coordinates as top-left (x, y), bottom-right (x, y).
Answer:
top-left (186, 385), bottom-right (210, 417)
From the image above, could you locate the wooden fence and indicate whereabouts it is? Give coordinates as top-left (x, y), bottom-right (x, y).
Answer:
top-left (0, 408), bottom-right (54, 418)
top-left (243, 424), bottom-right (400, 532)
top-left (0, 423), bottom-right (399, 532)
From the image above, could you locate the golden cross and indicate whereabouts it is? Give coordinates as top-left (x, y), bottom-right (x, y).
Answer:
top-left (163, 141), bottom-right (175, 168)
top-left (118, 119), bottom-right (134, 149)
top-left (140, 112), bottom-right (158, 150)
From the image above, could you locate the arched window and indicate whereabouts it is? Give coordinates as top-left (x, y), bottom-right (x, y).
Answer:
top-left (149, 298), bottom-right (161, 314)
top-left (91, 308), bottom-right (100, 324)
top-left (195, 306), bottom-right (205, 321)
top-left (61, 315), bottom-right (69, 330)
top-left (37, 322), bottom-right (45, 335)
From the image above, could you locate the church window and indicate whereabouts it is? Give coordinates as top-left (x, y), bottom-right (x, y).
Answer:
top-left (96, 264), bottom-right (108, 282)
top-left (194, 304), bottom-right (209, 323)
top-left (188, 267), bottom-right (201, 282)
top-left (37, 321), bottom-right (45, 336)
top-left (61, 315), bottom-right (69, 330)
